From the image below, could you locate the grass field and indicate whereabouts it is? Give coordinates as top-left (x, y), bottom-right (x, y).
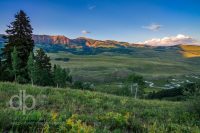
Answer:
top-left (47, 48), bottom-right (200, 90)
top-left (0, 82), bottom-right (199, 132)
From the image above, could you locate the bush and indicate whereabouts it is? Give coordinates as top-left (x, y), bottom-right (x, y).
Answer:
top-left (188, 96), bottom-right (200, 118)
top-left (73, 81), bottom-right (94, 91)
top-left (147, 88), bottom-right (183, 100)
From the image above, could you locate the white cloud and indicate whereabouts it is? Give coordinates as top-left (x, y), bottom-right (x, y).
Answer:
top-left (142, 24), bottom-right (163, 31)
top-left (88, 5), bottom-right (96, 10)
top-left (138, 34), bottom-right (200, 46)
top-left (81, 30), bottom-right (91, 35)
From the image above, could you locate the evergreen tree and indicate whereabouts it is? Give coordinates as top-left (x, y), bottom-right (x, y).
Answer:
top-left (11, 47), bottom-right (20, 82)
top-left (34, 48), bottom-right (52, 86)
top-left (2, 10), bottom-right (34, 82)
top-left (27, 52), bottom-right (35, 86)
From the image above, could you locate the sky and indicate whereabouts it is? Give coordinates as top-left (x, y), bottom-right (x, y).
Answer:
top-left (0, 0), bottom-right (200, 44)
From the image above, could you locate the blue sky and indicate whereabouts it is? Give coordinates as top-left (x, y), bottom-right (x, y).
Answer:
top-left (0, 0), bottom-right (199, 43)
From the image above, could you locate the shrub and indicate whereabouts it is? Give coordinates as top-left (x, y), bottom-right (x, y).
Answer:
top-left (66, 114), bottom-right (96, 133)
top-left (147, 88), bottom-right (183, 100)
top-left (73, 81), bottom-right (94, 91)
top-left (188, 96), bottom-right (200, 118)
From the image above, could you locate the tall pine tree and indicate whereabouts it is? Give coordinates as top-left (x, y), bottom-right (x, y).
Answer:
top-left (2, 10), bottom-right (34, 82)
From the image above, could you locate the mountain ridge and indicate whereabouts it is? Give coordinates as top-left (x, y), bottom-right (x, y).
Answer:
top-left (32, 34), bottom-right (148, 48)
top-left (0, 34), bottom-right (152, 48)
top-left (1, 34), bottom-right (199, 48)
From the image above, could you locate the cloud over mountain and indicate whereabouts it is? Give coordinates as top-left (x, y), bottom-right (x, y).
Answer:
top-left (139, 34), bottom-right (199, 46)
top-left (81, 30), bottom-right (91, 35)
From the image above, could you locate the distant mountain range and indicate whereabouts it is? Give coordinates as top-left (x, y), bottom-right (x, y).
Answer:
top-left (32, 35), bottom-right (146, 49)
top-left (0, 34), bottom-right (146, 55)
top-left (0, 34), bottom-right (200, 57)
top-left (0, 34), bottom-right (196, 48)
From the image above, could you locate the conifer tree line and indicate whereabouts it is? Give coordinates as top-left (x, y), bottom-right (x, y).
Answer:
top-left (0, 10), bottom-right (71, 87)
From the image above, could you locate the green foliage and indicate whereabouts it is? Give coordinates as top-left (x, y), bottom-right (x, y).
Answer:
top-left (53, 65), bottom-right (67, 88)
top-left (66, 69), bottom-right (72, 84)
top-left (147, 88), bottom-right (184, 100)
top-left (97, 112), bottom-right (146, 132)
top-left (27, 52), bottom-right (35, 86)
top-left (147, 82), bottom-right (200, 100)
top-left (2, 10), bottom-right (34, 82)
top-left (11, 47), bottom-right (20, 82)
top-left (183, 82), bottom-right (200, 96)
top-left (0, 82), bottom-right (199, 132)
top-left (73, 81), bottom-right (94, 91)
top-left (188, 96), bottom-right (200, 118)
top-left (119, 86), bottom-right (132, 97)
top-left (126, 74), bottom-right (145, 86)
top-left (73, 81), bottom-right (83, 89)
top-left (125, 74), bottom-right (145, 98)
top-left (34, 49), bottom-right (53, 86)
top-left (27, 49), bottom-right (71, 87)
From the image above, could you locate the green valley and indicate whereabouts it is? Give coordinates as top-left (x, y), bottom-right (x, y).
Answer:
top-left (1, 6), bottom-right (200, 133)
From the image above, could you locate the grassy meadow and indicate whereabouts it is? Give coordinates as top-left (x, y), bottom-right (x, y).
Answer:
top-left (0, 82), bottom-right (199, 132)
top-left (48, 48), bottom-right (200, 89)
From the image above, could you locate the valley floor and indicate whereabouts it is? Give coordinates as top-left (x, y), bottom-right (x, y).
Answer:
top-left (48, 52), bottom-right (200, 92)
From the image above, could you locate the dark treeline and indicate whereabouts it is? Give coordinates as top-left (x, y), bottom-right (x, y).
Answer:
top-left (0, 10), bottom-right (71, 88)
top-left (147, 82), bottom-right (200, 101)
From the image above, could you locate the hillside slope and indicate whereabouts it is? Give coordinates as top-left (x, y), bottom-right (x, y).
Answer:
top-left (0, 82), bottom-right (199, 132)
top-left (180, 45), bottom-right (200, 58)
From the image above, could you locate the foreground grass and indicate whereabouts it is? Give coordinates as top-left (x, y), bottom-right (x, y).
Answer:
top-left (0, 82), bottom-right (199, 132)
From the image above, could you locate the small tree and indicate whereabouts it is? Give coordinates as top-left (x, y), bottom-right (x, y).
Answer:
top-left (53, 65), bottom-right (67, 88)
top-left (34, 48), bottom-right (53, 86)
top-left (11, 47), bottom-right (20, 82)
top-left (126, 74), bottom-right (145, 98)
top-left (127, 74), bottom-right (145, 86)
top-left (27, 52), bottom-right (35, 86)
